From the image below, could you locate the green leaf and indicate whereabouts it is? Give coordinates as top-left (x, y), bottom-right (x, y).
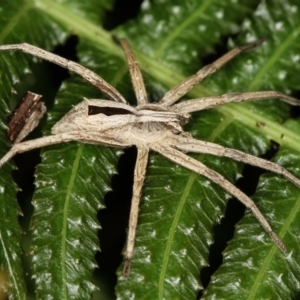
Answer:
top-left (0, 0), bottom-right (299, 299)
top-left (0, 50), bottom-right (27, 300)
top-left (0, 0), bottom-right (121, 298)
top-left (115, 0), bottom-right (300, 299)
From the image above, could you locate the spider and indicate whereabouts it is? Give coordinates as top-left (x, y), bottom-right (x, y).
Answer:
top-left (0, 38), bottom-right (300, 278)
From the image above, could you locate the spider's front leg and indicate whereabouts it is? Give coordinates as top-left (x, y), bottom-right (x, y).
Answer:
top-left (152, 144), bottom-right (286, 252)
top-left (0, 43), bottom-right (127, 103)
top-left (172, 91), bottom-right (300, 113)
top-left (119, 39), bottom-right (148, 106)
top-left (159, 37), bottom-right (267, 107)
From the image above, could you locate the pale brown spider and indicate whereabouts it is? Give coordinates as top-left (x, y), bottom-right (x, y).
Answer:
top-left (0, 38), bottom-right (300, 278)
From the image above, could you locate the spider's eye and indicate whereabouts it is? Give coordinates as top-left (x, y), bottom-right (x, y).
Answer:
top-left (88, 106), bottom-right (133, 116)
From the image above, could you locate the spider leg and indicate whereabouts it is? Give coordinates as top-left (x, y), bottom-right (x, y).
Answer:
top-left (153, 144), bottom-right (286, 252)
top-left (119, 39), bottom-right (148, 105)
top-left (0, 44), bottom-right (127, 103)
top-left (124, 147), bottom-right (149, 278)
top-left (0, 132), bottom-right (130, 169)
top-left (171, 135), bottom-right (300, 188)
top-left (159, 37), bottom-right (267, 107)
top-left (0, 134), bottom-right (78, 169)
top-left (172, 91), bottom-right (300, 114)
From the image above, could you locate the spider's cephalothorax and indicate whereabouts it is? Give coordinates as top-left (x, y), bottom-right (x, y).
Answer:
top-left (0, 38), bottom-right (300, 278)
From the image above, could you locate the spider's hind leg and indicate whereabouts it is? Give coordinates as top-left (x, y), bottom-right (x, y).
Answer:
top-left (153, 144), bottom-right (286, 252)
top-left (171, 135), bottom-right (300, 189)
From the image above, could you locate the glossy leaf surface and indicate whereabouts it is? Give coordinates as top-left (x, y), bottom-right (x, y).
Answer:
top-left (0, 0), bottom-right (299, 299)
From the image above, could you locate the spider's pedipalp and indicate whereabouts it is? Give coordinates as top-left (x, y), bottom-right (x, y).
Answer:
top-left (0, 43), bottom-right (127, 104)
top-left (159, 37), bottom-right (267, 107)
top-left (171, 135), bottom-right (300, 188)
top-left (119, 39), bottom-right (148, 105)
top-left (172, 91), bottom-right (300, 114)
top-left (153, 144), bottom-right (286, 252)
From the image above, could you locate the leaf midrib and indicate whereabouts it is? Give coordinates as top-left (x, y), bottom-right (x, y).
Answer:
top-left (218, 103), bottom-right (300, 150)
top-left (153, 0), bottom-right (212, 59)
top-left (0, 230), bottom-right (23, 299)
top-left (248, 22), bottom-right (300, 91)
top-left (0, 1), bottom-right (32, 43)
top-left (158, 173), bottom-right (196, 299)
top-left (60, 144), bottom-right (84, 298)
top-left (247, 191), bottom-right (300, 299)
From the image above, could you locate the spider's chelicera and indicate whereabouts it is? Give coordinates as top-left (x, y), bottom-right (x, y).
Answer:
top-left (0, 38), bottom-right (300, 278)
